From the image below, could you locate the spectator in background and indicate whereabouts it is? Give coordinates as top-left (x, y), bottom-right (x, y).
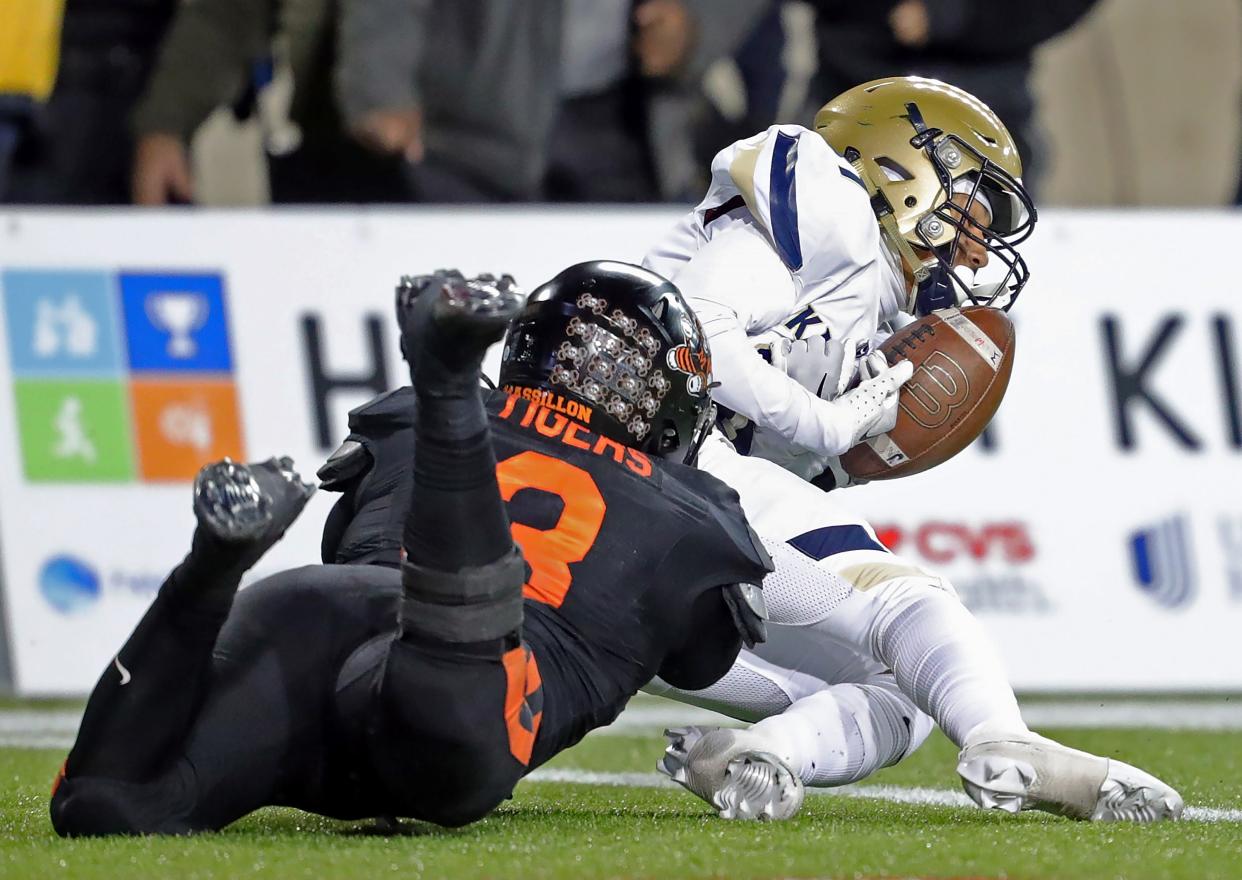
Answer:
top-left (809, 0), bottom-right (1098, 196)
top-left (690, 1), bottom-right (793, 179)
top-left (338, 0), bottom-right (771, 203)
top-left (131, 0), bottom-right (413, 205)
top-left (2, 0), bottom-right (173, 204)
top-left (0, 0), bottom-right (63, 200)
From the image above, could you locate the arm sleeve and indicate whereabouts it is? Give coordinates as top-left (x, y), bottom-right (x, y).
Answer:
top-left (335, 0), bottom-right (431, 126)
top-left (923, 0), bottom-right (1099, 55)
top-left (671, 215), bottom-right (866, 456)
top-left (131, 0), bottom-right (272, 139)
top-left (706, 319), bottom-right (858, 454)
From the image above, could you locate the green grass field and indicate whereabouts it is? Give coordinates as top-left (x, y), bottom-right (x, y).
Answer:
top-left (2, 697), bottom-right (1240, 880)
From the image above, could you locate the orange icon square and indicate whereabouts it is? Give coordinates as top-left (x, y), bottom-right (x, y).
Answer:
top-left (130, 379), bottom-right (245, 482)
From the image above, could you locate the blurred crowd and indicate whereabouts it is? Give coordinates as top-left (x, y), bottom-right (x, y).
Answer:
top-left (1, 0), bottom-right (1099, 207)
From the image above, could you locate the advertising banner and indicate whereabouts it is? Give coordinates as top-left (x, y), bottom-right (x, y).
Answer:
top-left (0, 208), bottom-right (1238, 693)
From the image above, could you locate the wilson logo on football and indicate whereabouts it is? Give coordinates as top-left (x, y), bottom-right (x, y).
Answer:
top-left (666, 344), bottom-right (711, 394)
top-left (899, 351), bottom-right (971, 430)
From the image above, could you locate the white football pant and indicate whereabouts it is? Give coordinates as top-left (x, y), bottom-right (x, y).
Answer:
top-left (646, 433), bottom-right (1029, 787)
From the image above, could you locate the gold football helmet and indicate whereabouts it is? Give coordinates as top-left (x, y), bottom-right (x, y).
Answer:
top-left (814, 76), bottom-right (1036, 315)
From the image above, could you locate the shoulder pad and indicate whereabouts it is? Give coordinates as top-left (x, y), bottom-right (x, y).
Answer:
top-left (316, 439), bottom-right (373, 492)
top-left (667, 464), bottom-right (774, 582)
top-left (744, 523), bottom-right (775, 575)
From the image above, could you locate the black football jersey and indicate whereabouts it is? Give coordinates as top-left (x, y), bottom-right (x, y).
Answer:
top-left (321, 387), bottom-right (771, 765)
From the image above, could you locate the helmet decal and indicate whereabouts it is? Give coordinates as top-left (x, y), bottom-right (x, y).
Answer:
top-left (499, 261), bottom-right (715, 463)
top-left (666, 344), bottom-right (712, 395)
top-left (550, 300), bottom-right (675, 441)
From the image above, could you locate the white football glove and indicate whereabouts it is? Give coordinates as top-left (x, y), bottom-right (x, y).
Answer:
top-left (765, 335), bottom-right (912, 456)
top-left (820, 356), bottom-right (913, 452)
top-left (771, 336), bottom-right (860, 401)
top-left (857, 350), bottom-right (905, 439)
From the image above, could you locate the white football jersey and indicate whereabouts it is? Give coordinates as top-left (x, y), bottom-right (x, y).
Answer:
top-left (644, 125), bottom-right (910, 477)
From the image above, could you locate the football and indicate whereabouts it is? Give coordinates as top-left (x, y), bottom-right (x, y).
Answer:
top-left (839, 306), bottom-right (1015, 481)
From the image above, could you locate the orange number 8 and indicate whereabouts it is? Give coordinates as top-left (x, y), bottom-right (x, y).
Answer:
top-left (495, 451), bottom-right (606, 608)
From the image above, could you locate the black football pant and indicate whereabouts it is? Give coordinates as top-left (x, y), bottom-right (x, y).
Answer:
top-left (49, 564), bottom-right (538, 835)
top-left (51, 372), bottom-right (540, 834)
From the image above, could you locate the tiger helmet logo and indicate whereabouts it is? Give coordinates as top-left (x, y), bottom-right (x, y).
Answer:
top-left (666, 344), bottom-right (712, 395)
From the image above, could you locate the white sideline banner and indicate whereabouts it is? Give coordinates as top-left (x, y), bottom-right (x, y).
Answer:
top-left (0, 207), bottom-right (1238, 694)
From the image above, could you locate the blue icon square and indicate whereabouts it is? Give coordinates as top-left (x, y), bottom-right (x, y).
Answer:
top-left (119, 272), bottom-right (233, 373)
top-left (2, 270), bottom-right (125, 375)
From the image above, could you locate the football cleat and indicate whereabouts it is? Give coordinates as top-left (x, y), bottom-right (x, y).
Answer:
top-left (659, 726), bottom-right (805, 821)
top-left (957, 733), bottom-right (1184, 822)
top-left (397, 271), bottom-right (524, 377)
top-left (193, 456), bottom-right (315, 563)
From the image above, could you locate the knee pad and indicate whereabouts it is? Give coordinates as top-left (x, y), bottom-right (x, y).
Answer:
top-left (760, 681), bottom-right (925, 788)
top-left (824, 685), bottom-right (907, 784)
top-left (400, 548), bottom-right (526, 643)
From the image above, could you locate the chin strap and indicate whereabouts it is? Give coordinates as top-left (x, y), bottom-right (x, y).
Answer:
top-left (880, 218), bottom-right (932, 313)
top-left (849, 155), bottom-right (930, 314)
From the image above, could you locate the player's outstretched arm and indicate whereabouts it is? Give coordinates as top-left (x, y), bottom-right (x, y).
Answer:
top-left (706, 323), bottom-right (912, 456)
top-left (670, 225), bottom-right (912, 457)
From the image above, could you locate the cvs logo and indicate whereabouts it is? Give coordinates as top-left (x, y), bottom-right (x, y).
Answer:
top-left (873, 522), bottom-right (1035, 564)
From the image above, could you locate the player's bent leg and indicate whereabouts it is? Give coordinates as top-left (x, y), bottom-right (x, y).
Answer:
top-left (650, 525), bottom-right (936, 819)
top-left (862, 575), bottom-right (1183, 821)
top-left (337, 271), bottom-right (535, 827)
top-left (649, 523), bottom-right (935, 819)
top-left (657, 671), bottom-right (932, 820)
top-left (52, 457), bottom-right (315, 836)
top-left (748, 675), bottom-right (933, 787)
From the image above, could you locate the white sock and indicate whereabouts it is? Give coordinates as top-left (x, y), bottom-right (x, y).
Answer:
top-left (869, 578), bottom-right (1028, 747)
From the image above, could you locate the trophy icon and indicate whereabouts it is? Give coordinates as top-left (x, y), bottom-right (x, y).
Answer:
top-left (146, 291), bottom-right (208, 359)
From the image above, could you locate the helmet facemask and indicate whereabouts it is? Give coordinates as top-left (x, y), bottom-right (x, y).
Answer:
top-left (904, 128), bottom-right (1036, 316)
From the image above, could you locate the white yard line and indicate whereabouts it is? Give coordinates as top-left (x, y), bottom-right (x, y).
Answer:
top-left (1021, 700), bottom-right (1242, 730)
top-left (0, 710), bottom-right (83, 732)
top-left (0, 709), bottom-right (82, 749)
top-left (3, 705), bottom-right (1236, 824)
top-left (592, 699), bottom-right (1242, 735)
top-left (524, 768), bottom-right (1242, 824)
top-left (3, 700), bottom-right (1242, 750)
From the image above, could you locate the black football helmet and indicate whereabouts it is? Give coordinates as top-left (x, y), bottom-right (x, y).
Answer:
top-left (500, 261), bottom-right (713, 465)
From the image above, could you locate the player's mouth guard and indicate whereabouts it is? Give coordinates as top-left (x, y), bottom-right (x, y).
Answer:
top-left (913, 259), bottom-right (960, 315)
top-left (914, 264), bottom-right (1014, 316)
